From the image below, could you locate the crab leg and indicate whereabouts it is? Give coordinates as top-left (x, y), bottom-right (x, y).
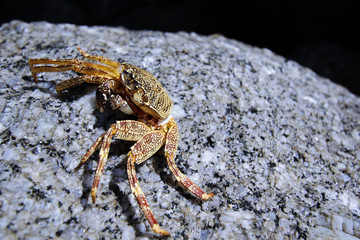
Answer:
top-left (75, 132), bottom-right (106, 171)
top-left (75, 118), bottom-right (149, 171)
top-left (55, 75), bottom-right (111, 95)
top-left (89, 126), bottom-right (116, 203)
top-left (127, 131), bottom-right (169, 235)
top-left (165, 120), bottom-right (214, 200)
top-left (28, 59), bottom-right (119, 82)
top-left (77, 47), bottom-right (122, 69)
top-left (77, 120), bottom-right (152, 202)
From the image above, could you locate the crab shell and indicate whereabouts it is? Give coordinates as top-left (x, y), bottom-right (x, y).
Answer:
top-left (120, 63), bottom-right (173, 121)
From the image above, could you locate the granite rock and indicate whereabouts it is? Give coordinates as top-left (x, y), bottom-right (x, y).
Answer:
top-left (0, 21), bottom-right (359, 239)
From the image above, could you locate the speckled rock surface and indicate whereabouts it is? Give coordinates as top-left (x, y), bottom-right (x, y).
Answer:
top-left (0, 21), bottom-right (359, 239)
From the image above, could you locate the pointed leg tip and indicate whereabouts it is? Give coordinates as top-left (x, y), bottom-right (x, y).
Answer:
top-left (74, 162), bottom-right (82, 171)
top-left (202, 192), bottom-right (214, 200)
top-left (152, 224), bottom-right (170, 236)
top-left (77, 47), bottom-right (87, 55)
top-left (32, 74), bottom-right (38, 83)
top-left (90, 188), bottom-right (97, 204)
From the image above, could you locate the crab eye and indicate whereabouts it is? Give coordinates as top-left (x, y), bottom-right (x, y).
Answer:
top-left (133, 88), bottom-right (149, 105)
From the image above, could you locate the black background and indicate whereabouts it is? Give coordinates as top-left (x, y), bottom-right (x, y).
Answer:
top-left (1, 0), bottom-right (359, 96)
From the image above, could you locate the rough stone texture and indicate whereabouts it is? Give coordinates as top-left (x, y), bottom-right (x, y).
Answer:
top-left (0, 21), bottom-right (359, 239)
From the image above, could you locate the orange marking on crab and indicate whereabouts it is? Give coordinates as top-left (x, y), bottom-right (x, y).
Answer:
top-left (28, 48), bottom-right (214, 235)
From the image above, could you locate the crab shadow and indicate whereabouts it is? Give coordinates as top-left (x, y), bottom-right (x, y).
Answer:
top-left (151, 152), bottom-right (207, 205)
top-left (77, 141), bottom-right (205, 238)
top-left (108, 160), bottom-right (170, 239)
top-left (77, 143), bottom-right (171, 238)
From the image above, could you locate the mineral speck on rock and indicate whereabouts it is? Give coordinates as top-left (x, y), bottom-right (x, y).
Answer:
top-left (0, 20), bottom-right (359, 239)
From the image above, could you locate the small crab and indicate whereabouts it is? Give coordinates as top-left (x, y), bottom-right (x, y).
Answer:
top-left (28, 48), bottom-right (214, 235)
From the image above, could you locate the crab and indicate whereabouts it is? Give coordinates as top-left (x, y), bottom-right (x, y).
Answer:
top-left (28, 48), bottom-right (214, 236)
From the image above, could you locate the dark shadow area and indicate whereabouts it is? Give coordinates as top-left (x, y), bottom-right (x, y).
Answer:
top-left (77, 159), bottom-right (94, 208)
top-left (108, 164), bottom-right (143, 237)
top-left (109, 174), bottom-right (169, 239)
top-left (152, 152), bottom-right (212, 205)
